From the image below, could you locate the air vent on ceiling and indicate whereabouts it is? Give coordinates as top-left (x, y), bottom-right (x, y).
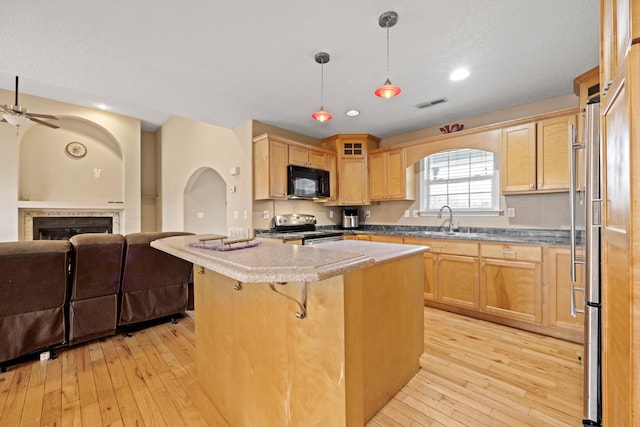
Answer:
top-left (416, 97), bottom-right (448, 109)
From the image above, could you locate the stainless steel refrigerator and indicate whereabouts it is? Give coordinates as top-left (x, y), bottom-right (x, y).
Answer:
top-left (570, 97), bottom-right (601, 427)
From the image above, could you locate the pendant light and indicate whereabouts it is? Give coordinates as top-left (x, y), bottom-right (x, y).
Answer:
top-left (375, 11), bottom-right (402, 99)
top-left (311, 52), bottom-right (333, 122)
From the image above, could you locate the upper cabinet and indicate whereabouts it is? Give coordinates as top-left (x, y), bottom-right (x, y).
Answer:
top-left (288, 145), bottom-right (327, 169)
top-left (322, 134), bottom-right (380, 205)
top-left (369, 148), bottom-right (415, 201)
top-left (253, 133), bottom-right (333, 201)
top-left (253, 134), bottom-right (288, 200)
top-left (500, 113), bottom-right (577, 194)
top-left (600, 0), bottom-right (638, 105)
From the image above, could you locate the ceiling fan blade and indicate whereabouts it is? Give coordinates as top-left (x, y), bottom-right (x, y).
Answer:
top-left (27, 112), bottom-right (58, 120)
top-left (29, 117), bottom-right (60, 129)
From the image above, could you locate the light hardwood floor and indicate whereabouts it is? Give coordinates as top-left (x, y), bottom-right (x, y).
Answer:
top-left (0, 307), bottom-right (583, 426)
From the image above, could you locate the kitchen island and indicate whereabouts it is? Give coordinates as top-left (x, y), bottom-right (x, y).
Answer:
top-left (151, 236), bottom-right (427, 426)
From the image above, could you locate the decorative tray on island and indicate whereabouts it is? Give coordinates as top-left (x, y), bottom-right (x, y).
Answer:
top-left (189, 235), bottom-right (261, 251)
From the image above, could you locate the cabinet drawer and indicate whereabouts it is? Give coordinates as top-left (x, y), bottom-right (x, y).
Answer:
top-left (480, 243), bottom-right (541, 262)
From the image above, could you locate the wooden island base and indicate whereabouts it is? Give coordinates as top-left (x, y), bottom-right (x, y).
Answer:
top-left (194, 253), bottom-right (424, 426)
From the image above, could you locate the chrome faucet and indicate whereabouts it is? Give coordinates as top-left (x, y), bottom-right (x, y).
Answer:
top-left (437, 205), bottom-right (458, 232)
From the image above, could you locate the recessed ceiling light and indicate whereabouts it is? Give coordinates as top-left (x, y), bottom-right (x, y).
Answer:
top-left (345, 109), bottom-right (360, 117)
top-left (449, 68), bottom-right (470, 81)
top-left (94, 102), bottom-right (111, 110)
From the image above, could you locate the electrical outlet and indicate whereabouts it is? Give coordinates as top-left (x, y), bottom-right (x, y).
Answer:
top-left (329, 211), bottom-right (334, 219)
top-left (233, 210), bottom-right (238, 220)
top-left (404, 210), bottom-right (410, 218)
top-left (364, 210), bottom-right (371, 218)
top-left (197, 212), bottom-right (204, 219)
top-left (262, 210), bottom-right (270, 220)
top-left (413, 210), bottom-right (419, 218)
top-left (243, 210), bottom-right (248, 220)
top-left (507, 208), bottom-right (515, 217)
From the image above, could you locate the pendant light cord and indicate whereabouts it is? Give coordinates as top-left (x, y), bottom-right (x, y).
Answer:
top-left (385, 23), bottom-right (390, 79)
top-left (320, 61), bottom-right (325, 107)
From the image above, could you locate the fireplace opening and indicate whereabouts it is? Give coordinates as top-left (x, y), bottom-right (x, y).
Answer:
top-left (33, 217), bottom-right (113, 240)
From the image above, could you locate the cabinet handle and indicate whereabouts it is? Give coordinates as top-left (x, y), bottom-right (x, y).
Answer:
top-left (481, 262), bottom-right (485, 268)
top-left (602, 80), bottom-right (613, 95)
top-left (529, 183), bottom-right (534, 189)
top-left (538, 183), bottom-right (543, 188)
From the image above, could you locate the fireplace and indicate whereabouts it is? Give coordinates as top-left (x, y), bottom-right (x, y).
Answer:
top-left (22, 209), bottom-right (121, 241)
top-left (33, 216), bottom-right (113, 240)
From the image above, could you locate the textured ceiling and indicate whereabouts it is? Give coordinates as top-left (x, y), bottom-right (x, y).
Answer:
top-left (0, 1), bottom-right (600, 139)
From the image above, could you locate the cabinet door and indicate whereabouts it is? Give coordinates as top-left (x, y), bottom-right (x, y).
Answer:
top-left (545, 246), bottom-right (584, 336)
top-left (326, 153), bottom-right (337, 201)
top-left (385, 150), bottom-right (407, 199)
top-left (536, 115), bottom-right (575, 191)
top-left (308, 149), bottom-right (327, 169)
top-left (438, 254), bottom-right (479, 309)
top-left (269, 141), bottom-right (289, 199)
top-left (481, 258), bottom-right (542, 323)
top-left (500, 123), bottom-right (536, 193)
top-left (288, 145), bottom-right (308, 167)
top-left (423, 252), bottom-right (437, 301)
top-left (340, 158), bottom-right (368, 205)
top-left (368, 152), bottom-right (386, 200)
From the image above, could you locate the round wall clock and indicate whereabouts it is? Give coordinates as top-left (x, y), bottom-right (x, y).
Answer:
top-left (65, 142), bottom-right (87, 158)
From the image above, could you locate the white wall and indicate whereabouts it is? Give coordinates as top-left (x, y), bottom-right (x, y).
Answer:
top-left (0, 90), bottom-right (142, 241)
top-left (184, 167), bottom-right (227, 235)
top-left (159, 116), bottom-right (252, 234)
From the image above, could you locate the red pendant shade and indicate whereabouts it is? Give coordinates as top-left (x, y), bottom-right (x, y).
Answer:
top-left (311, 108), bottom-right (332, 122)
top-left (374, 79), bottom-right (402, 99)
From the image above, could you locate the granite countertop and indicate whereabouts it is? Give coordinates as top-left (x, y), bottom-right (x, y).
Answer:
top-left (151, 235), bottom-right (427, 283)
top-left (256, 226), bottom-right (575, 245)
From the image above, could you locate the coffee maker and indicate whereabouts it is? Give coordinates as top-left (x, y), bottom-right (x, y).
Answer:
top-left (342, 207), bottom-right (360, 229)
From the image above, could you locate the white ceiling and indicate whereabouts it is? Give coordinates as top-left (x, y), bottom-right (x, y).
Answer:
top-left (0, 1), bottom-right (600, 139)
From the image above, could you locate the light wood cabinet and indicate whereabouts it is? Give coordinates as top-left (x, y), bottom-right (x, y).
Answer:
top-left (600, 0), bottom-right (638, 106)
top-left (404, 237), bottom-right (479, 309)
top-left (368, 234), bottom-right (404, 244)
top-left (253, 134), bottom-right (288, 200)
top-left (288, 145), bottom-right (327, 169)
top-left (322, 134), bottom-right (380, 205)
top-left (599, 1), bottom-right (639, 418)
top-left (253, 133), bottom-right (335, 201)
top-left (544, 246), bottom-right (584, 341)
top-left (326, 153), bottom-right (337, 202)
top-left (480, 243), bottom-right (542, 323)
top-left (369, 148), bottom-right (415, 201)
top-left (500, 114), bottom-right (576, 194)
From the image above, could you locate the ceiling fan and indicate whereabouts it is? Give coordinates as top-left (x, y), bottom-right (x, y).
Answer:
top-left (1, 76), bottom-right (59, 129)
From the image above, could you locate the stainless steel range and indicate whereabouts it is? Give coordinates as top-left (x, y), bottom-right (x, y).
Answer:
top-left (271, 214), bottom-right (343, 245)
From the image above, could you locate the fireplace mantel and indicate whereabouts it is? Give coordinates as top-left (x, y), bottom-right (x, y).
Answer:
top-left (19, 201), bottom-right (124, 241)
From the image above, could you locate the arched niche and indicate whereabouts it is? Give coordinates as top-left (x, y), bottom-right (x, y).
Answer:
top-left (183, 167), bottom-right (227, 235)
top-left (18, 116), bottom-right (124, 202)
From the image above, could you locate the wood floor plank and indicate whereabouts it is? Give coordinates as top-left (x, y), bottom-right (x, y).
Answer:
top-left (0, 307), bottom-right (583, 427)
top-left (0, 364), bottom-right (30, 427)
top-left (40, 356), bottom-right (62, 427)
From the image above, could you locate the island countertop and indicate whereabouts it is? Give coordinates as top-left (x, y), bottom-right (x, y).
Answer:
top-left (151, 235), bottom-right (428, 283)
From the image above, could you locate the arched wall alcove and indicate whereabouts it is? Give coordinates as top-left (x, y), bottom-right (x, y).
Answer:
top-left (183, 167), bottom-right (227, 235)
top-left (18, 116), bottom-right (124, 202)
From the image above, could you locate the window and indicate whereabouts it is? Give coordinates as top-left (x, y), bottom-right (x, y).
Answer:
top-left (420, 149), bottom-right (499, 214)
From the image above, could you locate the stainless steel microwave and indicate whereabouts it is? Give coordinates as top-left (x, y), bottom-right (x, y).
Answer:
top-left (287, 165), bottom-right (330, 199)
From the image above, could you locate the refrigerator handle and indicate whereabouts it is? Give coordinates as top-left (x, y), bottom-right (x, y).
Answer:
top-left (569, 124), bottom-right (584, 282)
top-left (570, 284), bottom-right (585, 317)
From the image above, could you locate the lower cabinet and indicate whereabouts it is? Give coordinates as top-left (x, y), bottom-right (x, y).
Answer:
top-left (405, 237), bottom-right (479, 309)
top-left (347, 234), bottom-right (583, 342)
top-left (544, 245), bottom-right (585, 340)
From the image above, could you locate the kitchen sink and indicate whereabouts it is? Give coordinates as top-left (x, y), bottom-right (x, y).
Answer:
top-left (411, 231), bottom-right (489, 238)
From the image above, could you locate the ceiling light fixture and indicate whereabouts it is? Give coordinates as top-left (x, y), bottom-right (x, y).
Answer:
top-left (311, 52), bottom-right (332, 122)
top-left (450, 68), bottom-right (470, 81)
top-left (345, 109), bottom-right (360, 117)
top-left (2, 111), bottom-right (30, 127)
top-left (375, 11), bottom-right (401, 99)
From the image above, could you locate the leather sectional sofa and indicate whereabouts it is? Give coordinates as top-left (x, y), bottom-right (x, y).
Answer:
top-left (0, 231), bottom-right (194, 370)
